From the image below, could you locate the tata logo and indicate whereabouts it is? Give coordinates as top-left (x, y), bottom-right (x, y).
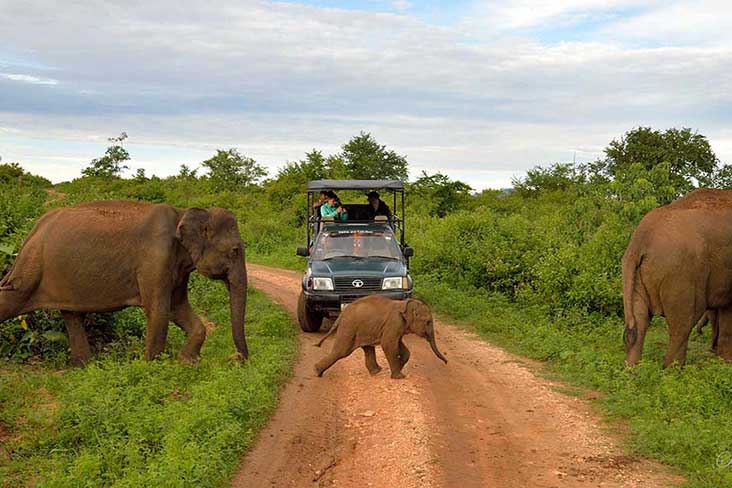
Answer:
top-left (351, 279), bottom-right (364, 288)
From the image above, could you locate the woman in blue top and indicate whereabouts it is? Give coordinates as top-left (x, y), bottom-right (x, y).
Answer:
top-left (320, 191), bottom-right (348, 221)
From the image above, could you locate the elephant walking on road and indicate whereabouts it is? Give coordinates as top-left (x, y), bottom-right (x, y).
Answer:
top-left (623, 189), bottom-right (732, 367)
top-left (314, 295), bottom-right (447, 379)
top-left (0, 200), bottom-right (249, 365)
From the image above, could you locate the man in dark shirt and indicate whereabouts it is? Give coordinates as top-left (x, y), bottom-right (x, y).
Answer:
top-left (366, 191), bottom-right (392, 220)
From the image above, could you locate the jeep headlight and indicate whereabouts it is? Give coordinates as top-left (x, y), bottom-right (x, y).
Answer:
top-left (382, 277), bottom-right (406, 290)
top-left (312, 277), bottom-right (334, 291)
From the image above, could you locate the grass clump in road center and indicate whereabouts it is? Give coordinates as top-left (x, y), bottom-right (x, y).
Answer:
top-left (0, 275), bottom-right (297, 488)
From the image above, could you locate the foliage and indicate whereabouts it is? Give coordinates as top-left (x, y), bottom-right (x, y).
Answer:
top-left (82, 140), bottom-right (131, 179)
top-left (604, 127), bottom-right (718, 191)
top-left (0, 163), bottom-right (51, 187)
top-left (178, 164), bottom-right (199, 179)
top-left (3, 125), bottom-right (732, 486)
top-left (201, 149), bottom-right (267, 191)
top-left (0, 280), bottom-right (296, 487)
top-left (409, 172), bottom-right (473, 217)
top-left (340, 132), bottom-right (408, 180)
top-left (415, 278), bottom-right (732, 488)
top-left (512, 163), bottom-right (586, 197)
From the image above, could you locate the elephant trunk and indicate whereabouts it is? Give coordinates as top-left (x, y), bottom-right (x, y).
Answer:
top-left (427, 333), bottom-right (448, 364)
top-left (227, 262), bottom-right (249, 361)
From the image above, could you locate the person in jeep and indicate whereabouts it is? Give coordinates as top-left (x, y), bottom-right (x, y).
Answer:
top-left (320, 191), bottom-right (348, 221)
top-left (366, 191), bottom-right (392, 220)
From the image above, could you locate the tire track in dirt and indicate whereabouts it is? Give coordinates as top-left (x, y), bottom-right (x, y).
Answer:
top-left (232, 264), bottom-right (683, 488)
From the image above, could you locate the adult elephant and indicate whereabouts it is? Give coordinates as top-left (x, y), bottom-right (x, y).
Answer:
top-left (622, 189), bottom-right (732, 367)
top-left (0, 200), bottom-right (248, 365)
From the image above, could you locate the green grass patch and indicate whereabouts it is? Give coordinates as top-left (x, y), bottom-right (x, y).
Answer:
top-left (248, 244), bottom-right (304, 272)
top-left (416, 275), bottom-right (732, 488)
top-left (0, 275), bottom-right (297, 488)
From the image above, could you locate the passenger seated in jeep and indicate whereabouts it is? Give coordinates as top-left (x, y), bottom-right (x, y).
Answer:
top-left (320, 191), bottom-right (348, 221)
top-left (366, 191), bottom-right (392, 220)
top-left (313, 190), bottom-right (328, 213)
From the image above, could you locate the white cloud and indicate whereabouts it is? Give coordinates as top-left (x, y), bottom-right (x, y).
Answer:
top-left (0, 0), bottom-right (730, 188)
top-left (0, 72), bottom-right (58, 85)
top-left (392, 0), bottom-right (412, 11)
top-left (601, 0), bottom-right (732, 46)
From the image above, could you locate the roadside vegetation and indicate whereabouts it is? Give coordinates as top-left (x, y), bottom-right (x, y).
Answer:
top-left (2, 127), bottom-right (732, 486)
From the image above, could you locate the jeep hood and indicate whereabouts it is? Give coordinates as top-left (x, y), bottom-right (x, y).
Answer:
top-left (310, 257), bottom-right (406, 277)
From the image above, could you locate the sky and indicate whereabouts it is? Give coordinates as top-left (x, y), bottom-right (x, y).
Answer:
top-left (1, 0), bottom-right (731, 189)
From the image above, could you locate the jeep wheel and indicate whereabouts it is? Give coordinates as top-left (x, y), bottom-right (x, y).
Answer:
top-left (297, 292), bottom-right (323, 332)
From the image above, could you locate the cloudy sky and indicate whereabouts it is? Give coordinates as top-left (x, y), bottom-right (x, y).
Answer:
top-left (1, 0), bottom-right (730, 188)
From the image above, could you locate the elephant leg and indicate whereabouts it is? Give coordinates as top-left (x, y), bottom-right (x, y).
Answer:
top-left (710, 310), bottom-right (720, 353)
top-left (663, 302), bottom-right (702, 367)
top-left (715, 308), bottom-right (732, 360)
top-left (314, 342), bottom-right (354, 377)
top-left (143, 298), bottom-right (171, 361)
top-left (362, 346), bottom-right (382, 375)
top-left (398, 339), bottom-right (411, 368)
top-left (381, 338), bottom-right (405, 379)
top-left (61, 311), bottom-right (91, 366)
top-left (0, 288), bottom-right (27, 323)
top-left (172, 299), bottom-right (206, 364)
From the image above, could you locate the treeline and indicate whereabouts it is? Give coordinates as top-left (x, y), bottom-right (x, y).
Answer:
top-left (0, 126), bottom-right (727, 359)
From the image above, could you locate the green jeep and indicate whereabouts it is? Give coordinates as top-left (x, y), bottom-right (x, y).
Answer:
top-left (296, 179), bottom-right (414, 332)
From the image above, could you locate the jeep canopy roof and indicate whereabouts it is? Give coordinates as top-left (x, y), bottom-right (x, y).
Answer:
top-left (307, 179), bottom-right (404, 191)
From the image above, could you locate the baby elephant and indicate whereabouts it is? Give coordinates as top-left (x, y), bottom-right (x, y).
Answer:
top-left (314, 295), bottom-right (447, 379)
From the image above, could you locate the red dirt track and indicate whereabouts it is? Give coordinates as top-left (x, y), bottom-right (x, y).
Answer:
top-left (232, 264), bottom-right (681, 488)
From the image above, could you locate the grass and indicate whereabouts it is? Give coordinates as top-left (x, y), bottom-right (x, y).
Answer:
top-left (0, 274), bottom-right (297, 488)
top-left (416, 276), bottom-right (732, 488)
top-left (248, 250), bottom-right (732, 487)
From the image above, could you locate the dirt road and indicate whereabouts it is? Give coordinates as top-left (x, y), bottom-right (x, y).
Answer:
top-left (232, 264), bottom-right (681, 488)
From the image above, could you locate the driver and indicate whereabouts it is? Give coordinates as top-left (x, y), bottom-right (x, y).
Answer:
top-left (366, 191), bottom-right (392, 220)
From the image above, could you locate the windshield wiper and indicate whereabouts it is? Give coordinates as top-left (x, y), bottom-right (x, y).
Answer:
top-left (322, 255), bottom-right (367, 261)
top-left (369, 255), bottom-right (399, 260)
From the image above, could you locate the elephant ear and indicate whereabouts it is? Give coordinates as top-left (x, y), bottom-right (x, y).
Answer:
top-left (176, 208), bottom-right (210, 263)
top-left (399, 299), bottom-right (418, 331)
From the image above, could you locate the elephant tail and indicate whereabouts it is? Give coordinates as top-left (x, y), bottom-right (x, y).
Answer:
top-left (315, 314), bottom-right (343, 347)
top-left (621, 245), bottom-right (644, 347)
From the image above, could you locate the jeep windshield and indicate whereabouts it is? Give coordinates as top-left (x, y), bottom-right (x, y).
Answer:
top-left (311, 230), bottom-right (402, 260)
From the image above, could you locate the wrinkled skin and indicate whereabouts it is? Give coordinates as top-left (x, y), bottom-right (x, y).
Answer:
top-left (0, 200), bottom-right (248, 366)
top-left (314, 295), bottom-right (447, 379)
top-left (623, 189), bottom-right (732, 367)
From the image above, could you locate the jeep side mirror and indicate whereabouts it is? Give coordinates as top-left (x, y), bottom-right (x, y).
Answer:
top-left (403, 246), bottom-right (414, 258)
top-left (296, 246), bottom-right (309, 257)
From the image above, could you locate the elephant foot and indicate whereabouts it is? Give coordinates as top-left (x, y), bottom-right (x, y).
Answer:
top-left (367, 366), bottom-right (382, 375)
top-left (70, 353), bottom-right (91, 367)
top-left (229, 352), bottom-right (248, 363)
top-left (390, 372), bottom-right (406, 380)
top-left (179, 353), bottom-right (201, 365)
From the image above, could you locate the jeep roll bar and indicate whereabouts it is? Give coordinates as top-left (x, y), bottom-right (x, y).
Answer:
top-left (306, 179), bottom-right (406, 248)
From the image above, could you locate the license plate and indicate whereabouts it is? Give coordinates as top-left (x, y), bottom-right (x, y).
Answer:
top-left (340, 303), bottom-right (349, 311)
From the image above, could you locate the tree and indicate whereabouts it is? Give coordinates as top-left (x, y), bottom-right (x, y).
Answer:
top-left (410, 172), bottom-right (473, 217)
top-left (201, 149), bottom-right (267, 191)
top-left (178, 164), bottom-right (198, 179)
top-left (82, 133), bottom-right (130, 178)
top-left (276, 149), bottom-right (329, 182)
top-left (512, 163), bottom-right (585, 197)
top-left (0, 162), bottom-right (51, 187)
top-left (341, 132), bottom-right (408, 180)
top-left (134, 168), bottom-right (147, 182)
top-left (604, 127), bottom-right (718, 190)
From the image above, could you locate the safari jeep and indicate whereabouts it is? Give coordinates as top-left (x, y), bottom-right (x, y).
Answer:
top-left (296, 179), bottom-right (414, 332)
